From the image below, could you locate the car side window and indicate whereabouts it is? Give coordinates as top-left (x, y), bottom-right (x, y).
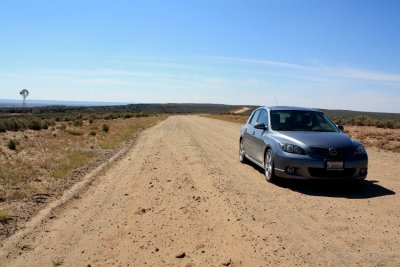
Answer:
top-left (257, 110), bottom-right (268, 125)
top-left (249, 110), bottom-right (261, 125)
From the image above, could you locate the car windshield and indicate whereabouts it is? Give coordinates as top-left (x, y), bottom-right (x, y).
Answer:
top-left (270, 110), bottom-right (339, 132)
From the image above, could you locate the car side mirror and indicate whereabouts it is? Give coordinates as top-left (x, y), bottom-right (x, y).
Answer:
top-left (254, 123), bottom-right (268, 130)
top-left (337, 125), bottom-right (344, 131)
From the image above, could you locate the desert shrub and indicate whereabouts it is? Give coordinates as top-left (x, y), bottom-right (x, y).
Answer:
top-left (385, 121), bottom-right (394, 129)
top-left (73, 118), bottom-right (83, 127)
top-left (7, 139), bottom-right (17, 150)
top-left (46, 119), bottom-right (56, 126)
top-left (29, 119), bottom-right (42, 130)
top-left (42, 121), bottom-right (49, 130)
top-left (123, 113), bottom-right (133, 119)
top-left (4, 119), bottom-right (21, 131)
top-left (102, 124), bottom-right (110, 133)
top-left (0, 121), bottom-right (6, 132)
top-left (89, 130), bottom-right (97, 136)
top-left (89, 118), bottom-right (94, 124)
top-left (104, 113), bottom-right (118, 120)
top-left (376, 120), bottom-right (394, 129)
top-left (354, 115), bottom-right (368, 126)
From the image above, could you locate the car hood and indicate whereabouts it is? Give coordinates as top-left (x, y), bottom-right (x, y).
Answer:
top-left (275, 131), bottom-right (353, 149)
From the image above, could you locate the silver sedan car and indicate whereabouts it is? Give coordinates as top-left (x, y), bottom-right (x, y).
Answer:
top-left (239, 106), bottom-right (368, 182)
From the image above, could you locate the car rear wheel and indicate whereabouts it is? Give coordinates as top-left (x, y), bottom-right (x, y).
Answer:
top-left (265, 149), bottom-right (276, 182)
top-left (239, 139), bottom-right (247, 163)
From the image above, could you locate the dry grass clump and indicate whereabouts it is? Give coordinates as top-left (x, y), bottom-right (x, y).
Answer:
top-left (0, 210), bottom-right (11, 222)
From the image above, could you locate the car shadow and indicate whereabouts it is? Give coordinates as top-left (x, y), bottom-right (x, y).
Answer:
top-left (246, 162), bottom-right (395, 199)
top-left (274, 179), bottom-right (395, 199)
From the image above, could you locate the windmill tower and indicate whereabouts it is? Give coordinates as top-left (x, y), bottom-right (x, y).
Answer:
top-left (20, 89), bottom-right (29, 107)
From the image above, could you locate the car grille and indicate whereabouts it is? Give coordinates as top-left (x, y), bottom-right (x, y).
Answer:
top-left (308, 168), bottom-right (356, 178)
top-left (310, 147), bottom-right (353, 159)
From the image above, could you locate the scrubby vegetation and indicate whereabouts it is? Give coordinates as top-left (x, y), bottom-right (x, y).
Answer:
top-left (331, 115), bottom-right (400, 129)
top-left (7, 139), bottom-right (17, 150)
top-left (0, 105), bottom-right (168, 243)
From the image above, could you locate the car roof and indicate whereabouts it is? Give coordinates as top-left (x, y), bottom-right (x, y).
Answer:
top-left (262, 106), bottom-right (321, 112)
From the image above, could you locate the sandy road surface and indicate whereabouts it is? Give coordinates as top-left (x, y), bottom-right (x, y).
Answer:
top-left (1, 115), bottom-right (399, 266)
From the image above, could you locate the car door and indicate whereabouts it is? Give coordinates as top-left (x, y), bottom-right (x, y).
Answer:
top-left (243, 109), bottom-right (261, 159)
top-left (253, 109), bottom-right (269, 163)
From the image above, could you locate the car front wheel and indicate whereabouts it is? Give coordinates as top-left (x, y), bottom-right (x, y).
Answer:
top-left (265, 149), bottom-right (276, 182)
top-left (239, 139), bottom-right (247, 163)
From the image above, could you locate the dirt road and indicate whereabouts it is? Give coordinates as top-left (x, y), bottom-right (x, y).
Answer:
top-left (1, 115), bottom-right (399, 266)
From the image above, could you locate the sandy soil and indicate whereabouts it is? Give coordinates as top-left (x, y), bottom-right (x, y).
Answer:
top-left (1, 115), bottom-right (399, 266)
top-left (233, 107), bottom-right (251, 114)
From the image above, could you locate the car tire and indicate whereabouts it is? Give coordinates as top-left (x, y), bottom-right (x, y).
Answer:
top-left (265, 149), bottom-right (276, 182)
top-left (239, 139), bottom-right (247, 164)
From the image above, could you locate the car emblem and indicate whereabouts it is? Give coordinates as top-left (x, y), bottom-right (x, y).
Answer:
top-left (329, 148), bottom-right (338, 156)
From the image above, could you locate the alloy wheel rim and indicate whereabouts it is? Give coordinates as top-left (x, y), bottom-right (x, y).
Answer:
top-left (266, 151), bottom-right (272, 179)
top-left (240, 141), bottom-right (245, 160)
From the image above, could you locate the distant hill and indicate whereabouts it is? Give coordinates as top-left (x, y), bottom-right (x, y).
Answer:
top-left (0, 100), bottom-right (398, 122)
top-left (0, 99), bottom-right (129, 107)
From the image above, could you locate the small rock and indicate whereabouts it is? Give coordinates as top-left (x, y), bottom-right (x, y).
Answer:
top-left (222, 259), bottom-right (231, 266)
top-left (136, 208), bottom-right (147, 215)
top-left (175, 252), bottom-right (186, 258)
top-left (20, 244), bottom-right (32, 251)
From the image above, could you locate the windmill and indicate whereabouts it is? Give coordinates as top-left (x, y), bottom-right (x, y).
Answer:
top-left (20, 89), bottom-right (29, 107)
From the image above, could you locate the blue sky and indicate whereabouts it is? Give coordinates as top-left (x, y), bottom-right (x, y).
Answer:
top-left (1, 0), bottom-right (400, 112)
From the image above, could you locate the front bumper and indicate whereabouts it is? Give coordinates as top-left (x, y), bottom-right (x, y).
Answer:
top-left (273, 150), bottom-right (368, 180)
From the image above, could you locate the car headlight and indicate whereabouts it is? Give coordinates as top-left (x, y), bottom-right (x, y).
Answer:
top-left (354, 145), bottom-right (366, 155)
top-left (279, 143), bottom-right (305, 155)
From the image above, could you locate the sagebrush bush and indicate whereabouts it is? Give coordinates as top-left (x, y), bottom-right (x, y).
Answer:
top-left (102, 124), bottom-right (110, 133)
top-left (30, 119), bottom-right (42, 130)
top-left (0, 122), bottom-right (6, 132)
top-left (7, 139), bottom-right (17, 150)
top-left (73, 119), bottom-right (83, 127)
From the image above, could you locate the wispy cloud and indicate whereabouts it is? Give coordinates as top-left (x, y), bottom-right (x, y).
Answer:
top-left (323, 67), bottom-right (400, 82)
top-left (206, 55), bottom-right (400, 83)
